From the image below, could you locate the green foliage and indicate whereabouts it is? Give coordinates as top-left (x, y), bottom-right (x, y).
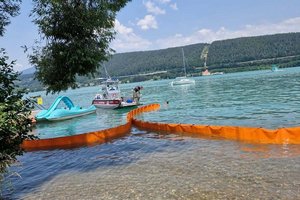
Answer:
top-left (0, 0), bottom-right (33, 195)
top-left (207, 33), bottom-right (300, 66)
top-left (0, 0), bottom-right (21, 36)
top-left (19, 32), bottom-right (300, 91)
top-left (0, 49), bottom-right (35, 193)
top-left (30, 0), bottom-right (130, 93)
top-left (105, 43), bottom-right (207, 77)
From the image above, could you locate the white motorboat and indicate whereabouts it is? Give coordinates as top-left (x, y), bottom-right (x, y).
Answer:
top-left (171, 48), bottom-right (195, 86)
top-left (92, 78), bottom-right (139, 109)
top-left (171, 77), bottom-right (195, 86)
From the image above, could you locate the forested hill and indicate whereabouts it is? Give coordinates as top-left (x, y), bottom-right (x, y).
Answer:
top-left (105, 32), bottom-right (300, 77)
top-left (207, 32), bottom-right (300, 66)
top-left (106, 43), bottom-right (207, 77)
top-left (20, 32), bottom-right (300, 91)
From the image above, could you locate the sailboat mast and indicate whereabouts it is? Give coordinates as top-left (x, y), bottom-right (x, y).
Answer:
top-left (181, 48), bottom-right (187, 77)
top-left (103, 64), bottom-right (111, 79)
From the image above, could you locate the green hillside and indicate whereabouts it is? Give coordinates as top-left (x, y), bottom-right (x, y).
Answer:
top-left (207, 32), bottom-right (300, 71)
top-left (105, 43), bottom-right (207, 78)
top-left (20, 32), bottom-right (300, 91)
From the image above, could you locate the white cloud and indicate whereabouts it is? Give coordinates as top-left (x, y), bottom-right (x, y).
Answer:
top-left (170, 3), bottom-right (178, 10)
top-left (137, 15), bottom-right (158, 30)
top-left (156, 0), bottom-right (171, 4)
top-left (112, 17), bottom-right (300, 53)
top-left (112, 20), bottom-right (152, 52)
top-left (155, 17), bottom-right (300, 49)
top-left (144, 1), bottom-right (165, 15)
top-left (114, 20), bottom-right (133, 35)
top-left (15, 63), bottom-right (24, 72)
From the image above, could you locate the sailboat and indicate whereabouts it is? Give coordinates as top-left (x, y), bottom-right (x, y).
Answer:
top-left (171, 48), bottom-right (195, 86)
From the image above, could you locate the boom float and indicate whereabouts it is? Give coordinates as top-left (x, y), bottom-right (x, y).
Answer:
top-left (22, 103), bottom-right (300, 151)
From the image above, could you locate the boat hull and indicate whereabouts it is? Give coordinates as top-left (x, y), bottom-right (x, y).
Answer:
top-left (171, 78), bottom-right (195, 86)
top-left (92, 99), bottom-right (121, 109)
top-left (92, 99), bottom-right (138, 109)
top-left (35, 96), bottom-right (96, 121)
top-left (36, 105), bottom-right (96, 121)
top-left (47, 110), bottom-right (96, 121)
top-left (119, 101), bottom-right (138, 108)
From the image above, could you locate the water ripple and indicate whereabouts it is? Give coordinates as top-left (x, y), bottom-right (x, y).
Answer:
top-left (5, 68), bottom-right (300, 199)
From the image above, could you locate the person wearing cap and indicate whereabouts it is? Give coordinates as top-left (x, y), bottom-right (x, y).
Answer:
top-left (133, 86), bottom-right (143, 104)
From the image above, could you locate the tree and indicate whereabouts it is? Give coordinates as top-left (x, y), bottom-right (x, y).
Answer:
top-left (0, 49), bottom-right (35, 193)
top-left (0, 0), bottom-right (34, 194)
top-left (0, 0), bottom-right (21, 36)
top-left (30, 0), bottom-right (131, 93)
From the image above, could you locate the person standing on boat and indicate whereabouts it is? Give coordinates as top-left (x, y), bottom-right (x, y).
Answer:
top-left (133, 86), bottom-right (143, 104)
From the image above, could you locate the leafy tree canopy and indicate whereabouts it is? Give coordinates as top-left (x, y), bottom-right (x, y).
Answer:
top-left (207, 32), bottom-right (300, 66)
top-left (0, 0), bottom-right (21, 36)
top-left (30, 0), bottom-right (131, 93)
top-left (0, 49), bottom-right (35, 188)
top-left (0, 1), bottom-right (34, 194)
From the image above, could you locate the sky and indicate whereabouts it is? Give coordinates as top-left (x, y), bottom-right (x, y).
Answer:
top-left (1, 0), bottom-right (300, 71)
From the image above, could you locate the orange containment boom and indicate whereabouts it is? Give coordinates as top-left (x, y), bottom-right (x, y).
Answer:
top-left (131, 104), bottom-right (300, 145)
top-left (22, 104), bottom-right (161, 151)
top-left (22, 123), bottom-right (131, 151)
top-left (22, 103), bottom-right (300, 151)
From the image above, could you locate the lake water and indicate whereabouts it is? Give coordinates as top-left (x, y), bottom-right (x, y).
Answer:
top-left (4, 68), bottom-right (300, 199)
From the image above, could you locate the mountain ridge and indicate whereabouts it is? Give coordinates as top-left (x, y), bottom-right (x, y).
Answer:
top-left (20, 32), bottom-right (300, 91)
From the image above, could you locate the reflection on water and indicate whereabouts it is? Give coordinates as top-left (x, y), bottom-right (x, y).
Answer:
top-left (32, 105), bottom-right (131, 139)
top-left (6, 128), bottom-right (300, 199)
top-left (5, 68), bottom-right (300, 199)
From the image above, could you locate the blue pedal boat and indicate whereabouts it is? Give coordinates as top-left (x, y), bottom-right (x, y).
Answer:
top-left (35, 96), bottom-right (96, 121)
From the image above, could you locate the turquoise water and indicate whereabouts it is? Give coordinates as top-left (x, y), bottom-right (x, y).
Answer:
top-left (4, 68), bottom-right (300, 199)
top-left (141, 68), bottom-right (300, 129)
top-left (33, 67), bottom-right (300, 139)
top-left (29, 83), bottom-right (136, 138)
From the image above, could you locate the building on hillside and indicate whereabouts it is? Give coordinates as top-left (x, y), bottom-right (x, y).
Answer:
top-left (202, 69), bottom-right (211, 76)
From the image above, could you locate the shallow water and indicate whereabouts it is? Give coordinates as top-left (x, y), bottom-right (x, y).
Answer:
top-left (4, 68), bottom-right (300, 199)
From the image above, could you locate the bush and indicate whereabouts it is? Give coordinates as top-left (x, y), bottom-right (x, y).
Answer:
top-left (0, 49), bottom-right (35, 194)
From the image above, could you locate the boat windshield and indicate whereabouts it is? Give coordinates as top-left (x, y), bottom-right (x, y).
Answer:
top-left (108, 85), bottom-right (118, 91)
top-left (100, 78), bottom-right (120, 96)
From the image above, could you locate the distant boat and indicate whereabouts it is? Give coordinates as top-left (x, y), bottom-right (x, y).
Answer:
top-left (171, 76), bottom-right (195, 86)
top-left (171, 48), bottom-right (195, 86)
top-left (211, 71), bottom-right (224, 75)
top-left (201, 69), bottom-right (224, 76)
top-left (271, 65), bottom-right (283, 72)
